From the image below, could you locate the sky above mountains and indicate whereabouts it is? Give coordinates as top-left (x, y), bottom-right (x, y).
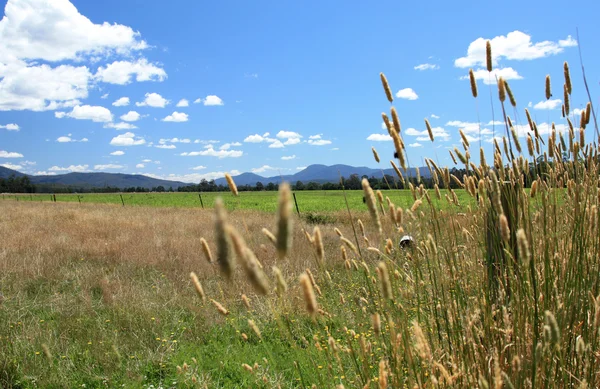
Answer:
top-left (0, 0), bottom-right (598, 183)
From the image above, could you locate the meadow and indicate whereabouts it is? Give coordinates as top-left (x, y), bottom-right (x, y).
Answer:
top-left (1, 46), bottom-right (600, 389)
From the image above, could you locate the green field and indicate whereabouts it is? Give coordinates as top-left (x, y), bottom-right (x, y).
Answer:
top-left (1, 190), bottom-right (476, 213)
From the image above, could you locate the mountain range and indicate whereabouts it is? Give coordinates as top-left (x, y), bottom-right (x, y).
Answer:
top-left (1, 164), bottom-right (430, 190)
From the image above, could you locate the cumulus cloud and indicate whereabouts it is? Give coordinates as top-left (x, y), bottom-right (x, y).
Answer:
top-left (281, 155), bottom-right (296, 160)
top-left (244, 134), bottom-right (268, 143)
top-left (409, 143), bottom-right (423, 147)
top-left (136, 163), bottom-right (145, 168)
top-left (159, 138), bottom-right (191, 144)
top-left (180, 146), bottom-right (242, 158)
top-left (112, 97), bottom-right (130, 106)
top-left (56, 105), bottom-right (113, 122)
top-left (0, 150), bottom-right (23, 158)
top-left (220, 142), bottom-right (242, 150)
top-left (195, 95), bottom-right (224, 106)
top-left (141, 170), bottom-right (241, 183)
top-left (431, 114), bottom-right (440, 119)
top-left (95, 59), bottom-right (166, 85)
top-left (104, 122), bottom-right (137, 130)
top-left (367, 133), bottom-right (392, 142)
top-left (0, 0), bottom-right (151, 111)
top-left (0, 123), bottom-right (19, 131)
top-left (405, 126), bottom-right (450, 141)
top-left (276, 130), bottom-right (302, 139)
top-left (414, 63), bottom-right (439, 71)
top-left (120, 111), bottom-right (141, 122)
top-left (136, 92), bottom-right (169, 108)
top-left (176, 99), bottom-right (189, 107)
top-left (48, 164), bottom-right (89, 172)
top-left (396, 88), bottom-right (418, 100)
top-left (155, 144), bottom-right (176, 149)
top-left (307, 139), bottom-right (332, 146)
top-left (1, 163), bottom-right (22, 170)
top-left (191, 165), bottom-right (206, 170)
top-left (94, 164), bottom-right (123, 170)
top-left (110, 150), bottom-right (125, 156)
top-left (162, 111), bottom-right (189, 122)
top-left (464, 68), bottom-right (523, 85)
top-left (533, 99), bottom-right (562, 110)
top-left (446, 120), bottom-right (496, 135)
top-left (455, 31), bottom-right (577, 68)
top-left (251, 165), bottom-right (278, 174)
top-left (109, 132), bottom-right (145, 146)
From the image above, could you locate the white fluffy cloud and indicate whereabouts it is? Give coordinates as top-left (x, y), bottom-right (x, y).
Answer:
top-left (396, 88), bottom-right (418, 100)
top-left (155, 144), bottom-right (176, 149)
top-left (1, 163), bottom-right (22, 170)
top-left (268, 140), bottom-right (285, 148)
top-left (176, 99), bottom-right (189, 107)
top-left (195, 95), bottom-right (224, 106)
top-left (48, 164), bottom-right (89, 172)
top-left (465, 68), bottom-right (523, 85)
top-left (110, 132), bottom-right (145, 146)
top-left (367, 134), bottom-right (393, 141)
top-left (95, 59), bottom-right (166, 85)
top-left (180, 146), bottom-right (242, 158)
top-left (455, 31), bottom-right (577, 68)
top-left (276, 130), bottom-right (302, 139)
top-left (251, 165), bottom-right (278, 174)
top-left (409, 143), bottom-right (423, 148)
top-left (0, 150), bottom-right (23, 158)
top-left (405, 126), bottom-right (450, 141)
top-left (191, 165), bottom-right (206, 170)
top-left (414, 63), bottom-right (439, 71)
top-left (533, 99), bottom-right (562, 110)
top-left (281, 155), bottom-right (296, 160)
top-left (104, 122), bottom-right (137, 130)
top-left (56, 105), bottom-right (113, 122)
top-left (162, 111), bottom-right (189, 122)
top-left (136, 163), bottom-right (145, 168)
top-left (446, 120), bottom-right (496, 135)
top-left (141, 170), bottom-right (241, 183)
top-left (308, 139), bottom-right (332, 146)
top-left (0, 0), bottom-right (151, 111)
top-left (244, 134), bottom-right (268, 143)
top-left (94, 164), bottom-right (123, 170)
top-left (136, 92), bottom-right (169, 108)
top-left (110, 150), bottom-right (125, 156)
top-left (220, 142), bottom-right (242, 150)
top-left (120, 111), bottom-right (141, 122)
top-left (431, 114), bottom-right (440, 119)
top-left (0, 123), bottom-right (19, 131)
top-left (112, 97), bottom-right (130, 107)
top-left (159, 138), bottom-right (191, 144)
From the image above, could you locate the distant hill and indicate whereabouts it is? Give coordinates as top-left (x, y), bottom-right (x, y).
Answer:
top-left (0, 166), bottom-right (187, 190)
top-left (214, 164), bottom-right (430, 186)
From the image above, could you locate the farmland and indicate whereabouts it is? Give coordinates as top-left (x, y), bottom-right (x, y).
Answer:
top-left (1, 189), bottom-right (476, 213)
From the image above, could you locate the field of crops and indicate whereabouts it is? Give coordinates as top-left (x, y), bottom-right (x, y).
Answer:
top-left (1, 190), bottom-right (476, 213)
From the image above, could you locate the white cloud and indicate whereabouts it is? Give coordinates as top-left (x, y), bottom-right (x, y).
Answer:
top-left (141, 170), bottom-right (241, 183)
top-left (194, 139), bottom-right (219, 144)
top-left (331, 147), bottom-right (339, 151)
top-left (94, 164), bottom-right (123, 170)
top-left (465, 68), bottom-right (523, 85)
top-left (180, 146), bottom-right (242, 158)
top-left (1, 163), bottom-right (22, 170)
top-left (155, 144), bottom-right (176, 149)
top-left (191, 165), bottom-right (206, 170)
top-left (414, 63), bottom-right (439, 71)
top-left (110, 151), bottom-right (125, 156)
top-left (159, 138), bottom-right (190, 144)
top-left (276, 130), bottom-right (302, 139)
top-left (110, 132), bottom-right (145, 146)
top-left (220, 142), bottom-right (242, 150)
top-left (104, 122), bottom-right (137, 130)
top-left (446, 120), bottom-right (497, 135)
top-left (120, 111), bottom-right (141, 122)
top-left (367, 133), bottom-right (392, 142)
top-left (95, 59), bottom-right (166, 85)
top-left (244, 134), bottom-right (267, 143)
top-left (201, 95), bottom-right (224, 106)
top-left (251, 165), bottom-right (278, 174)
top-left (176, 99), bottom-right (189, 107)
top-left (162, 111), bottom-right (189, 122)
top-left (268, 140), bottom-right (285, 148)
top-left (0, 150), bottom-right (23, 158)
top-left (284, 138), bottom-right (301, 146)
top-left (56, 136), bottom-right (72, 143)
top-left (136, 163), bottom-right (145, 168)
top-left (309, 134), bottom-right (322, 139)
top-left (396, 88), bottom-right (418, 100)
top-left (48, 164), bottom-right (89, 172)
top-left (533, 99), bottom-right (562, 110)
top-left (0, 0), bottom-right (150, 111)
top-left (112, 97), bottom-right (130, 107)
top-left (100, 93), bottom-right (109, 99)
top-left (281, 155), bottom-right (296, 160)
top-left (307, 139), bottom-right (332, 146)
top-left (0, 123), bottom-right (19, 131)
top-left (136, 93), bottom-right (169, 108)
top-left (409, 143), bottom-right (423, 148)
top-left (455, 31), bottom-right (577, 68)
top-left (296, 166), bottom-right (306, 170)
top-left (406, 126), bottom-right (450, 140)
top-left (193, 98), bottom-right (202, 104)
top-left (431, 114), bottom-right (440, 119)
top-left (57, 105), bottom-right (113, 122)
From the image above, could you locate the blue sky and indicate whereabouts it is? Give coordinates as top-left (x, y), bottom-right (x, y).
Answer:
top-left (0, 0), bottom-right (598, 183)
